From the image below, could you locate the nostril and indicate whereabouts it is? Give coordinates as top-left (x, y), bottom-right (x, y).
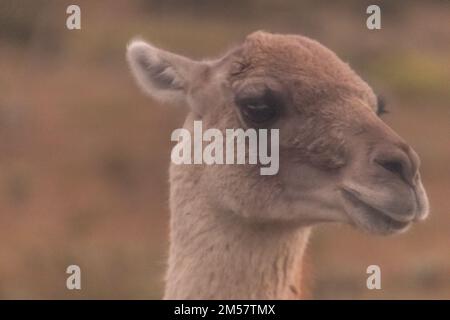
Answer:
top-left (372, 145), bottom-right (418, 185)
top-left (376, 159), bottom-right (404, 179)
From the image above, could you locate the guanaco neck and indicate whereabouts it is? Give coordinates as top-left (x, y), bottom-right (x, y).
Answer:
top-left (164, 174), bottom-right (311, 299)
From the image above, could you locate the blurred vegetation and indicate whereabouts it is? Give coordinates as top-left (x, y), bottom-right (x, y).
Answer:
top-left (0, 0), bottom-right (449, 299)
top-left (367, 53), bottom-right (450, 103)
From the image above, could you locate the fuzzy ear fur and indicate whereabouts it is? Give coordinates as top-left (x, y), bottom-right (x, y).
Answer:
top-left (126, 39), bottom-right (203, 106)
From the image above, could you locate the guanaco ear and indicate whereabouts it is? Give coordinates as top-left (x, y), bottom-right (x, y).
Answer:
top-left (126, 39), bottom-right (204, 106)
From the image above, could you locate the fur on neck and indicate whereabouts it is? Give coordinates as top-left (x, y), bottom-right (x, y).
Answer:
top-left (164, 166), bottom-right (311, 299)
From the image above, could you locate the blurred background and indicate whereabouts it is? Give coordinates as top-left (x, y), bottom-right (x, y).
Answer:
top-left (0, 0), bottom-right (448, 299)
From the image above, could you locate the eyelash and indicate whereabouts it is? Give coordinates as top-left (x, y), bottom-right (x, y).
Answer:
top-left (376, 95), bottom-right (388, 116)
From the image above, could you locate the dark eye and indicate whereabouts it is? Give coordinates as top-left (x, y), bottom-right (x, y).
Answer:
top-left (241, 101), bottom-right (277, 124)
top-left (235, 90), bottom-right (279, 125)
top-left (376, 95), bottom-right (388, 116)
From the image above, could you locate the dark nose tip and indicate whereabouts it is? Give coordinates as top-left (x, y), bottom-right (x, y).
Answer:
top-left (373, 144), bottom-right (420, 186)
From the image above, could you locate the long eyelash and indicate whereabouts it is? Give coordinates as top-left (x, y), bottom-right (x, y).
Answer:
top-left (376, 95), bottom-right (388, 116)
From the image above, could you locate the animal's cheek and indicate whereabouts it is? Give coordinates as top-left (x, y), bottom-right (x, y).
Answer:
top-left (303, 135), bottom-right (348, 170)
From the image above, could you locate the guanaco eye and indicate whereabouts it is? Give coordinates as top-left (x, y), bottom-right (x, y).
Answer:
top-left (235, 89), bottom-right (280, 125)
top-left (376, 95), bottom-right (388, 116)
top-left (241, 101), bottom-right (277, 123)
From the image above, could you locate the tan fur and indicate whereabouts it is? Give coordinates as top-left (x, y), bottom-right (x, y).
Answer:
top-left (126, 31), bottom-right (429, 299)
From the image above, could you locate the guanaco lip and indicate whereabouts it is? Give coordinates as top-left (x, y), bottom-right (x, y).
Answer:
top-left (341, 188), bottom-right (411, 230)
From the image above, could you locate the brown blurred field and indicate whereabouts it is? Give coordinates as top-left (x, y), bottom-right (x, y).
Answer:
top-left (0, 0), bottom-right (449, 299)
